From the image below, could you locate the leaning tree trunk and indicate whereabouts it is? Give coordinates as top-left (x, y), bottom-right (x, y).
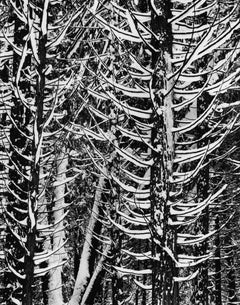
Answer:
top-left (69, 176), bottom-right (105, 305)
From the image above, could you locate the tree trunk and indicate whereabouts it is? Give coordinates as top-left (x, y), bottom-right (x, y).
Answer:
top-left (69, 176), bottom-right (105, 305)
top-left (23, 2), bottom-right (47, 303)
top-left (81, 244), bottom-right (110, 305)
top-left (227, 248), bottom-right (237, 305)
top-left (23, 232), bottom-right (36, 305)
top-left (215, 216), bottom-right (222, 305)
top-left (150, 1), bottom-right (175, 304)
top-left (48, 148), bottom-right (68, 305)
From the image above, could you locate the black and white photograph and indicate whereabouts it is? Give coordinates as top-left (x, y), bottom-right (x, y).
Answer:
top-left (0, 0), bottom-right (240, 304)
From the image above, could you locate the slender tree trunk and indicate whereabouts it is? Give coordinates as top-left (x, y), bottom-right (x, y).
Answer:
top-left (11, 3), bottom-right (34, 304)
top-left (215, 216), bottom-right (222, 305)
top-left (38, 166), bottom-right (49, 305)
top-left (48, 148), bottom-right (68, 305)
top-left (191, 85), bottom-right (211, 305)
top-left (111, 191), bottom-right (123, 305)
top-left (69, 176), bottom-right (105, 305)
top-left (150, 1), bottom-right (175, 304)
top-left (23, 232), bottom-right (36, 305)
top-left (23, 3), bottom-right (46, 303)
top-left (81, 244), bottom-right (110, 305)
top-left (227, 247), bottom-right (237, 305)
top-left (0, 15), bottom-right (11, 303)
top-left (191, 166), bottom-right (210, 304)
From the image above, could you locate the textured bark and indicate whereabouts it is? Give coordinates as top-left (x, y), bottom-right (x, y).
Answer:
top-left (10, 4), bottom-right (34, 304)
top-left (215, 216), bottom-right (222, 305)
top-left (150, 1), bottom-right (175, 304)
top-left (23, 4), bottom-right (47, 302)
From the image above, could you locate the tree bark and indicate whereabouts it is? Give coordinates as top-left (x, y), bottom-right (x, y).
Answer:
top-left (23, 2), bottom-right (47, 303)
top-left (149, 1), bottom-right (175, 304)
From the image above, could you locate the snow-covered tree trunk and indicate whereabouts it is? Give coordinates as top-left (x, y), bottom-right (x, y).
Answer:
top-left (0, 7), bottom-right (11, 298)
top-left (69, 176), bottom-right (105, 305)
top-left (9, 4), bottom-right (33, 303)
top-left (80, 243), bottom-right (110, 305)
top-left (48, 147), bottom-right (68, 305)
top-left (149, 1), bottom-right (176, 304)
top-left (23, 2), bottom-right (46, 301)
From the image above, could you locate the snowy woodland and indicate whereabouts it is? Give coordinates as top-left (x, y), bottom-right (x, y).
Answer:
top-left (1, 0), bottom-right (240, 304)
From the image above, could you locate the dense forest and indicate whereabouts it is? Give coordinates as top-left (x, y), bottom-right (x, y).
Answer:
top-left (1, 0), bottom-right (240, 304)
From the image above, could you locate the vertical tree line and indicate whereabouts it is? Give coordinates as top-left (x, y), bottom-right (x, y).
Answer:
top-left (0, 0), bottom-right (240, 304)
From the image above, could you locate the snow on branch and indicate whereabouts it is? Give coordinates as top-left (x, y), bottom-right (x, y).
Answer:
top-left (108, 216), bottom-right (150, 239)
